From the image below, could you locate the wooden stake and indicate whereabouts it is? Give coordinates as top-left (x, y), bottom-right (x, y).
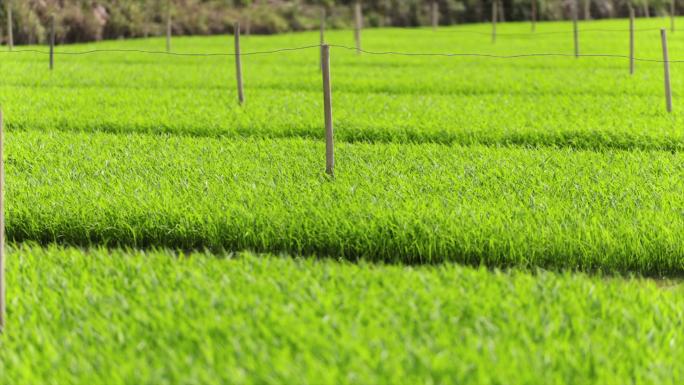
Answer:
top-left (143, 10), bottom-right (149, 39)
top-left (0, 109), bottom-right (5, 333)
top-left (573, 2), bottom-right (579, 58)
top-left (49, 15), bottom-right (55, 70)
top-left (531, 0), bottom-right (536, 32)
top-left (431, 0), bottom-right (438, 30)
top-left (320, 8), bottom-right (325, 71)
top-left (320, 9), bottom-right (326, 44)
top-left (492, 0), bottom-right (497, 43)
top-left (629, 7), bottom-right (635, 75)
top-left (583, 0), bottom-right (591, 20)
top-left (661, 28), bottom-right (673, 112)
top-left (6, 1), bottom-right (12, 51)
top-left (354, 2), bottom-right (362, 54)
top-left (166, 3), bottom-right (172, 53)
top-left (234, 23), bottom-right (244, 105)
top-left (671, 0), bottom-right (676, 33)
top-left (321, 44), bottom-right (334, 176)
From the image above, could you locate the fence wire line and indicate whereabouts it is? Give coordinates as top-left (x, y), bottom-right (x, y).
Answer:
top-left (328, 44), bottom-right (683, 63)
top-left (434, 27), bottom-right (662, 36)
top-left (0, 43), bottom-right (681, 63)
top-left (0, 45), bottom-right (322, 57)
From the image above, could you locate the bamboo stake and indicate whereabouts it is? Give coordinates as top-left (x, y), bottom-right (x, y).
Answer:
top-left (6, 1), bottom-right (12, 51)
top-left (166, 2), bottom-right (172, 52)
top-left (492, 0), bottom-right (497, 43)
top-left (234, 23), bottom-right (244, 105)
top-left (661, 29), bottom-right (672, 112)
top-left (321, 45), bottom-right (334, 176)
top-left (354, 2), bottom-right (362, 54)
top-left (143, 10), bottom-right (149, 39)
top-left (630, 7), bottom-right (635, 75)
top-left (584, 0), bottom-right (591, 20)
top-left (573, 1), bottom-right (579, 58)
top-left (0, 109), bottom-right (5, 333)
top-left (431, 0), bottom-right (438, 30)
top-left (49, 15), bottom-right (55, 70)
top-left (320, 8), bottom-right (325, 71)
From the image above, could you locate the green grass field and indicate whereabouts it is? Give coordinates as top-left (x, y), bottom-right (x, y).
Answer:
top-left (4, 18), bottom-right (684, 150)
top-left (0, 245), bottom-right (682, 385)
top-left (1, 16), bottom-right (683, 384)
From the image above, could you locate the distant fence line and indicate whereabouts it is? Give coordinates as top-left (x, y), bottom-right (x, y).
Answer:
top-left (0, 20), bottom-right (676, 62)
top-left (433, 27), bottom-right (664, 36)
top-left (0, 44), bottom-right (684, 63)
top-left (0, 44), bottom-right (680, 63)
top-left (0, 46), bottom-right (323, 57)
top-left (0, 25), bottom-right (680, 181)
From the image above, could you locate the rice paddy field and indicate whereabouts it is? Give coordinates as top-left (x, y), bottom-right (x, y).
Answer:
top-left (0, 16), bottom-right (683, 384)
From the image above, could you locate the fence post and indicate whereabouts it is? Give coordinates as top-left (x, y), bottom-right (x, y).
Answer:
top-left (583, 0), bottom-right (591, 20)
top-left (235, 23), bottom-right (244, 105)
top-left (320, 8), bottom-right (325, 71)
top-left (661, 29), bottom-right (673, 112)
top-left (431, 0), bottom-right (438, 30)
top-left (166, 3), bottom-right (172, 53)
top-left (321, 44), bottom-right (334, 177)
top-left (629, 7), bottom-right (635, 75)
top-left (354, 2), bottom-right (362, 54)
top-left (531, 0), bottom-right (536, 32)
top-left (492, 0), bottom-right (497, 43)
top-left (49, 15), bottom-right (55, 70)
top-left (143, 11), bottom-right (149, 39)
top-left (573, 1), bottom-right (579, 58)
top-left (671, 0), bottom-right (676, 33)
top-left (6, 1), bottom-right (12, 51)
top-left (0, 109), bottom-right (5, 333)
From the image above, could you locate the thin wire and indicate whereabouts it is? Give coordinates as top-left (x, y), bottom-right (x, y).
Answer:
top-left (0, 45), bottom-right (322, 57)
top-left (328, 44), bottom-right (682, 63)
top-left (1, 43), bottom-right (681, 63)
top-left (434, 27), bottom-right (661, 36)
top-left (0, 27), bottom-right (663, 57)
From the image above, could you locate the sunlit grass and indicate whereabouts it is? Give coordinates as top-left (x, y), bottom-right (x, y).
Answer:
top-left (2, 130), bottom-right (683, 274)
top-left (0, 18), bottom-right (683, 384)
top-left (0, 17), bottom-right (682, 150)
top-left (0, 245), bottom-right (682, 385)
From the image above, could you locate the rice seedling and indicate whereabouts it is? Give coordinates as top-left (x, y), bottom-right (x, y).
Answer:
top-left (0, 244), bottom-right (681, 385)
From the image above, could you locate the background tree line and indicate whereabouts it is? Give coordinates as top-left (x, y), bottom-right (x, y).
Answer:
top-left (0, 0), bottom-right (676, 45)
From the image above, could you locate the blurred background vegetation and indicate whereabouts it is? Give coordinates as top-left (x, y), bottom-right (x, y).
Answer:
top-left (0, 0), bottom-right (677, 44)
